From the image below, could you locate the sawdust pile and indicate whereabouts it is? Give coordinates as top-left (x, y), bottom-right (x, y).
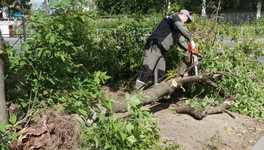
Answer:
top-left (12, 110), bottom-right (81, 150)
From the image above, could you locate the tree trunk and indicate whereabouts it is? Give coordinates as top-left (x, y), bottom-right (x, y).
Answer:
top-left (256, 0), bottom-right (262, 20)
top-left (201, 0), bottom-right (206, 17)
top-left (167, 0), bottom-right (171, 10)
top-left (44, 0), bottom-right (50, 15)
top-left (0, 31), bottom-right (8, 123)
top-left (112, 72), bottom-right (224, 113)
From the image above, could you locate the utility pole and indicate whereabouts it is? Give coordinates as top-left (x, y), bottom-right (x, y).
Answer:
top-left (19, 0), bottom-right (26, 41)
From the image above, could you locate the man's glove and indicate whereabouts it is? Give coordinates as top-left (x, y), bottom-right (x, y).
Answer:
top-left (190, 40), bottom-right (196, 49)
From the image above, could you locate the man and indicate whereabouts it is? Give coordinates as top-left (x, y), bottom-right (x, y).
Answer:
top-left (134, 9), bottom-right (196, 91)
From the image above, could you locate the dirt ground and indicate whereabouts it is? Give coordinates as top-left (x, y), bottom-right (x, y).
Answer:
top-left (149, 101), bottom-right (264, 150)
top-left (104, 87), bottom-right (264, 150)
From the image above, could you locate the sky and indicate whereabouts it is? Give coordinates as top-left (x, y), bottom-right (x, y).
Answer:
top-left (30, 0), bottom-right (44, 10)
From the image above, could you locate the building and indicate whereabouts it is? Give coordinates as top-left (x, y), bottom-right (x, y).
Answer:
top-left (0, 8), bottom-right (22, 37)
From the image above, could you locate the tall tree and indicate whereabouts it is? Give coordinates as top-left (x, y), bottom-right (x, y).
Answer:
top-left (95, 0), bottom-right (166, 15)
top-left (0, 31), bottom-right (7, 124)
top-left (44, 0), bottom-right (50, 15)
top-left (0, 0), bottom-right (31, 18)
top-left (201, 0), bottom-right (206, 17)
top-left (167, 0), bottom-right (171, 10)
top-left (256, 0), bottom-right (262, 20)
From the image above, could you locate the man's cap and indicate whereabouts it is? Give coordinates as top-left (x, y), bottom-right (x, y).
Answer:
top-left (180, 9), bottom-right (193, 23)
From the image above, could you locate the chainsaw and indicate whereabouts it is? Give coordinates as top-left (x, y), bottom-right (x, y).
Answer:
top-left (187, 42), bottom-right (202, 75)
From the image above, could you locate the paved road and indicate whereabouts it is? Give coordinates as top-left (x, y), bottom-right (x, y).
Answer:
top-left (218, 36), bottom-right (264, 65)
top-left (252, 136), bottom-right (264, 150)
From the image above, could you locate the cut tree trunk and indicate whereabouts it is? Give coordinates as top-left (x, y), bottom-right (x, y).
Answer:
top-left (112, 72), bottom-right (228, 113)
top-left (0, 31), bottom-right (8, 123)
top-left (110, 57), bottom-right (234, 119)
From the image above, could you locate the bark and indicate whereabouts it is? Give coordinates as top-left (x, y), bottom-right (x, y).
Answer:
top-left (0, 31), bottom-right (8, 123)
top-left (256, 0), bottom-right (262, 20)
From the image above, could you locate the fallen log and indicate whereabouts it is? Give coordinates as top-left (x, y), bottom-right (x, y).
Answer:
top-left (112, 72), bottom-right (230, 113)
top-left (172, 98), bottom-right (235, 120)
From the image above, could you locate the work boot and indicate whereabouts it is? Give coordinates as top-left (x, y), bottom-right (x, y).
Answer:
top-left (134, 79), bottom-right (146, 91)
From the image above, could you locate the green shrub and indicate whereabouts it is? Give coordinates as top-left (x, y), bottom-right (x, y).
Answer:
top-left (81, 93), bottom-right (160, 150)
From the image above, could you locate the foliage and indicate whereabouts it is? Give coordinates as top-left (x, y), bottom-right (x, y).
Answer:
top-left (4, 0), bottom-right (108, 118)
top-left (94, 0), bottom-right (264, 16)
top-left (95, 0), bottom-right (167, 15)
top-left (81, 93), bottom-right (160, 150)
top-left (179, 16), bottom-right (264, 119)
top-left (76, 14), bottom-right (162, 88)
top-left (3, 0), bottom-right (264, 149)
top-left (4, 1), bottom-right (164, 149)
top-left (0, 0), bottom-right (31, 17)
top-left (0, 121), bottom-right (9, 149)
top-left (0, 116), bottom-right (20, 150)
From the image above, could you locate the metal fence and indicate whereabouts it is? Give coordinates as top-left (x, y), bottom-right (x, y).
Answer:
top-left (217, 26), bottom-right (264, 37)
top-left (2, 34), bottom-right (24, 51)
top-left (2, 26), bottom-right (264, 51)
top-left (210, 11), bottom-right (263, 24)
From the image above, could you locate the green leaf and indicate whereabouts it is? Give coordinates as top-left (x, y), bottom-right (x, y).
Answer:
top-left (125, 93), bottom-right (130, 101)
top-left (8, 132), bottom-right (20, 141)
top-left (119, 131), bottom-right (127, 142)
top-left (126, 101), bottom-right (131, 111)
top-left (98, 114), bottom-right (105, 123)
top-left (58, 24), bottom-right (64, 30)
top-left (9, 115), bottom-right (17, 125)
top-left (130, 95), bottom-right (141, 107)
top-left (80, 15), bottom-right (86, 22)
top-left (0, 121), bottom-right (6, 133)
top-left (77, 109), bottom-right (87, 117)
top-left (38, 50), bottom-right (43, 57)
top-left (112, 114), bottom-right (118, 122)
top-left (104, 140), bottom-right (111, 149)
top-left (94, 137), bottom-right (99, 148)
top-left (74, 101), bottom-right (82, 107)
top-left (60, 55), bottom-right (65, 62)
top-left (126, 123), bottom-right (134, 133)
top-left (126, 135), bottom-right (137, 146)
top-left (22, 43), bottom-right (30, 51)
top-left (62, 0), bottom-right (71, 6)
top-left (140, 107), bottom-right (150, 111)
top-left (48, 78), bottom-right (55, 85)
top-left (50, 35), bottom-right (56, 43)
top-left (49, 0), bottom-right (60, 8)
top-left (94, 78), bottom-right (100, 84)
top-left (20, 101), bottom-right (28, 108)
